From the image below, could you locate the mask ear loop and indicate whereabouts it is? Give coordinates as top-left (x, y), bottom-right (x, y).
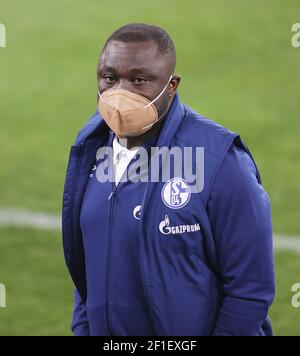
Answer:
top-left (98, 89), bottom-right (103, 101)
top-left (142, 75), bottom-right (173, 130)
top-left (144, 75), bottom-right (173, 109)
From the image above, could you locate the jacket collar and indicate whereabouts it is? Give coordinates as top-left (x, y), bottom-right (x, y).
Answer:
top-left (154, 92), bottom-right (185, 147)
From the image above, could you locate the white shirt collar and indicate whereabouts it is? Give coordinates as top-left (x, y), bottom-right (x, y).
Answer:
top-left (112, 136), bottom-right (139, 165)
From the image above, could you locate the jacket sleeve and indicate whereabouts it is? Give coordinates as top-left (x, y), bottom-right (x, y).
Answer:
top-left (71, 288), bottom-right (90, 336)
top-left (207, 143), bottom-right (275, 336)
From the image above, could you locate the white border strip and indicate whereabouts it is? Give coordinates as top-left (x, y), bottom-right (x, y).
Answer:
top-left (0, 209), bottom-right (61, 231)
top-left (0, 209), bottom-right (299, 252)
top-left (273, 235), bottom-right (300, 253)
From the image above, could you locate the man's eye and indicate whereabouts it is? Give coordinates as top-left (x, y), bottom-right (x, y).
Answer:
top-left (104, 75), bottom-right (116, 84)
top-left (133, 78), bottom-right (147, 85)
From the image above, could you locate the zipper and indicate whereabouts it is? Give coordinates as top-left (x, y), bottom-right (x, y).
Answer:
top-left (108, 187), bottom-right (117, 200)
top-left (104, 132), bottom-right (143, 335)
top-left (105, 181), bottom-right (118, 336)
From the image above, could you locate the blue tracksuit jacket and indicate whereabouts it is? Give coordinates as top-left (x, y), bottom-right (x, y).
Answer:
top-left (62, 93), bottom-right (275, 336)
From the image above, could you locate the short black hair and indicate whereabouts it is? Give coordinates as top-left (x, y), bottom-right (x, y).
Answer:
top-left (101, 23), bottom-right (176, 72)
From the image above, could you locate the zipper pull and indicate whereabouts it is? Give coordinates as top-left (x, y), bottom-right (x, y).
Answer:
top-left (108, 188), bottom-right (117, 200)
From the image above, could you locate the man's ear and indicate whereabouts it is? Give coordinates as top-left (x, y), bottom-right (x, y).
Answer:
top-left (169, 74), bottom-right (181, 98)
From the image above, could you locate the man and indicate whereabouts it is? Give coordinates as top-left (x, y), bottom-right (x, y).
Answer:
top-left (62, 23), bottom-right (275, 336)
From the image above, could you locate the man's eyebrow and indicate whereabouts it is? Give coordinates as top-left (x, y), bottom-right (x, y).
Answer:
top-left (98, 65), bottom-right (116, 74)
top-left (127, 67), bottom-right (154, 75)
top-left (98, 65), bottom-right (155, 76)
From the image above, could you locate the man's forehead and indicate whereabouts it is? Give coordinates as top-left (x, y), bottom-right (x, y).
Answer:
top-left (100, 40), bottom-right (165, 73)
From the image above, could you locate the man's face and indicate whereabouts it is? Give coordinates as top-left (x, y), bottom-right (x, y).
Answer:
top-left (97, 40), bottom-right (180, 118)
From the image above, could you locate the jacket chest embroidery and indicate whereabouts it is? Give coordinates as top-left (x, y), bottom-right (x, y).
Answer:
top-left (159, 215), bottom-right (201, 236)
top-left (161, 178), bottom-right (191, 209)
top-left (133, 205), bottom-right (201, 236)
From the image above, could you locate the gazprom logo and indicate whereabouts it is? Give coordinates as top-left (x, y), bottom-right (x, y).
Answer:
top-left (159, 215), bottom-right (201, 235)
top-left (161, 177), bottom-right (191, 209)
top-left (0, 23), bottom-right (6, 48)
